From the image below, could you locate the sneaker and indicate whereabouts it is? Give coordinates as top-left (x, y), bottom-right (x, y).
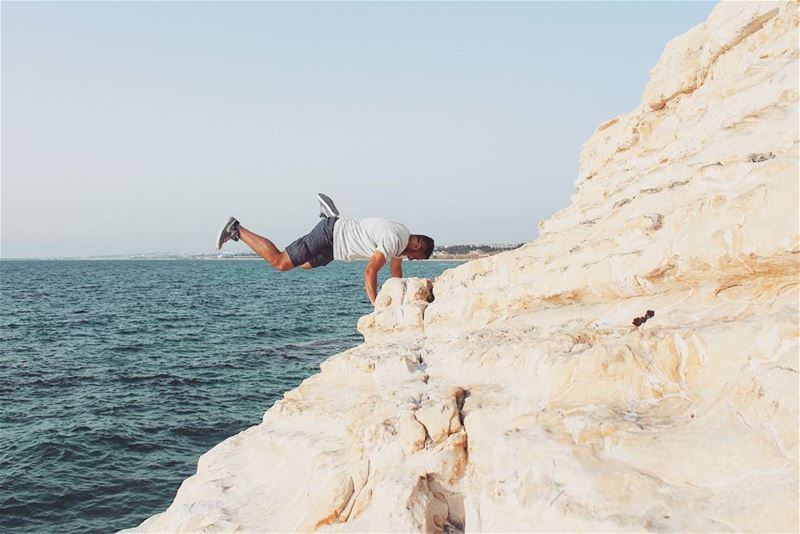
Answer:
top-left (317, 193), bottom-right (340, 218)
top-left (215, 216), bottom-right (240, 250)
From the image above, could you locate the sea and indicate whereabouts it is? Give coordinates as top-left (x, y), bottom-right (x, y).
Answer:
top-left (0, 259), bottom-right (463, 534)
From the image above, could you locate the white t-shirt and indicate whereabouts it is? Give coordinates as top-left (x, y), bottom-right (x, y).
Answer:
top-left (333, 217), bottom-right (411, 262)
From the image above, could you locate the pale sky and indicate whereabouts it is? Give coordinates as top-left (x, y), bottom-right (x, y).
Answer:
top-left (1, 1), bottom-right (715, 258)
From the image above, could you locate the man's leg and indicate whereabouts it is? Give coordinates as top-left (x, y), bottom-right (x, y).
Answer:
top-left (238, 226), bottom-right (295, 272)
top-left (299, 254), bottom-right (326, 270)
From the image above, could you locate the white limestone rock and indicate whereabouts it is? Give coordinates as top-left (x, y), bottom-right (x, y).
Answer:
top-left (357, 277), bottom-right (433, 341)
top-left (127, 2), bottom-right (798, 532)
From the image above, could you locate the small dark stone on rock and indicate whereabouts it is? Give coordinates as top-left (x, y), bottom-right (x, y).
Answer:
top-left (632, 309), bottom-right (656, 327)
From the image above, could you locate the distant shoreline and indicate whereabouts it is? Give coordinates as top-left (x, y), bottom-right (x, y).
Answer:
top-left (2, 245), bottom-right (520, 262)
top-left (3, 243), bottom-right (522, 262)
top-left (0, 257), bottom-right (470, 262)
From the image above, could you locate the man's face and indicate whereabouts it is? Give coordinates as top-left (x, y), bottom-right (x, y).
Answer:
top-left (406, 250), bottom-right (426, 261)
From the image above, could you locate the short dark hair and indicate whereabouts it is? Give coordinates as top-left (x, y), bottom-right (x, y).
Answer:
top-left (417, 234), bottom-right (434, 259)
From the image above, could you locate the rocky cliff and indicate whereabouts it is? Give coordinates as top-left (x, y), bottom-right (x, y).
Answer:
top-left (130, 2), bottom-right (799, 532)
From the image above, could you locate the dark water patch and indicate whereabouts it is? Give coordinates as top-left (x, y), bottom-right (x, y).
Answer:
top-left (109, 345), bottom-right (146, 354)
top-left (71, 318), bottom-right (102, 326)
top-left (118, 373), bottom-right (181, 383)
top-left (28, 375), bottom-right (101, 388)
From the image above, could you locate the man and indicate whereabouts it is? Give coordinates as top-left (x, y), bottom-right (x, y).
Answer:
top-left (215, 194), bottom-right (434, 304)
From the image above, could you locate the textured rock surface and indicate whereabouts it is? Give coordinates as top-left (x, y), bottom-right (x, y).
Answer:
top-left (129, 2), bottom-right (798, 532)
top-left (357, 277), bottom-right (434, 341)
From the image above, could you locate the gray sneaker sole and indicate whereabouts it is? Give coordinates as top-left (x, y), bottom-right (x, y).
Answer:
top-left (317, 193), bottom-right (339, 218)
top-left (215, 216), bottom-right (238, 250)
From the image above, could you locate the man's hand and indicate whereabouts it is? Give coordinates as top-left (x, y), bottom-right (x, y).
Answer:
top-left (390, 257), bottom-right (403, 278)
top-left (364, 251), bottom-right (386, 305)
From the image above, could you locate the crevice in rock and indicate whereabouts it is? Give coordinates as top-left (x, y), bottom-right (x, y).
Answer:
top-left (427, 473), bottom-right (466, 534)
top-left (412, 412), bottom-right (432, 445)
top-left (455, 388), bottom-right (469, 460)
top-left (338, 460), bottom-right (372, 524)
top-left (613, 197), bottom-right (633, 209)
top-left (647, 213), bottom-right (664, 233)
top-left (427, 278), bottom-right (436, 303)
top-left (314, 476), bottom-right (356, 529)
top-left (748, 151), bottom-right (776, 163)
top-left (667, 178), bottom-right (691, 189)
top-left (403, 385), bottom-right (471, 532)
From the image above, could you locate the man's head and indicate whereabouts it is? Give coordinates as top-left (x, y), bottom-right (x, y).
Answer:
top-left (404, 234), bottom-right (434, 260)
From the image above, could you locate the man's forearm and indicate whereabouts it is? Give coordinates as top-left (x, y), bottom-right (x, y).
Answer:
top-left (390, 258), bottom-right (403, 278)
top-left (364, 270), bottom-right (378, 304)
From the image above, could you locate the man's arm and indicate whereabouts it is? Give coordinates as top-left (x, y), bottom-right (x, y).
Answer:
top-left (390, 257), bottom-right (403, 278)
top-left (364, 251), bottom-right (386, 305)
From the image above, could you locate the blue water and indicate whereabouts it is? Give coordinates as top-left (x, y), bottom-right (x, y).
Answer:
top-left (0, 260), bottom-right (462, 534)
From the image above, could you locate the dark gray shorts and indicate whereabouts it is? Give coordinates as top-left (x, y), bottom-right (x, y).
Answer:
top-left (285, 217), bottom-right (337, 268)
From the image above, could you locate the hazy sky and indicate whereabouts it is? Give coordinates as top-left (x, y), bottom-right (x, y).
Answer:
top-left (2, 1), bottom-right (715, 258)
